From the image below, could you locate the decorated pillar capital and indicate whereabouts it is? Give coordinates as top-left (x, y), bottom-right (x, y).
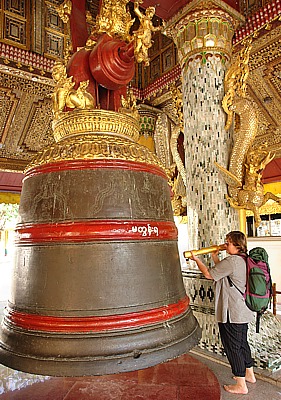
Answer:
top-left (164, 0), bottom-right (245, 68)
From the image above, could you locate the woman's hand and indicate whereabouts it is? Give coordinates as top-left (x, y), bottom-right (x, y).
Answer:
top-left (189, 251), bottom-right (199, 262)
top-left (211, 250), bottom-right (220, 264)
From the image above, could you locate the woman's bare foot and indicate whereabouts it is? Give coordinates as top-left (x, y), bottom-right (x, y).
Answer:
top-left (224, 383), bottom-right (248, 394)
top-left (224, 377), bottom-right (248, 394)
top-left (233, 375), bottom-right (256, 384)
top-left (246, 367), bottom-right (256, 383)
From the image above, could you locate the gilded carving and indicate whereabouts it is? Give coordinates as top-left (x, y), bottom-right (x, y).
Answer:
top-left (51, 60), bottom-right (95, 120)
top-left (52, 109), bottom-right (140, 143)
top-left (26, 133), bottom-right (166, 174)
top-left (216, 97), bottom-right (281, 226)
top-left (169, 82), bottom-right (186, 215)
top-left (55, 0), bottom-right (72, 24)
top-left (222, 39), bottom-right (252, 131)
top-left (133, 1), bottom-right (162, 67)
top-left (92, 0), bottom-right (134, 42)
top-left (119, 88), bottom-right (139, 120)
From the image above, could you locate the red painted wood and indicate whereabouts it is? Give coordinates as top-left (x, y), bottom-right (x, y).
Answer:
top-left (69, 0), bottom-right (88, 51)
top-left (5, 296), bottom-right (189, 332)
top-left (15, 220), bottom-right (178, 243)
top-left (25, 159), bottom-right (168, 180)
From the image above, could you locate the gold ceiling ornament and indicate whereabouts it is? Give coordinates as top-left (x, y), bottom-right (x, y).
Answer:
top-left (26, 133), bottom-right (165, 173)
top-left (51, 60), bottom-right (95, 120)
top-left (91, 0), bottom-right (134, 42)
top-left (55, 0), bottom-right (72, 24)
top-left (222, 38), bottom-right (252, 131)
top-left (52, 108), bottom-right (140, 143)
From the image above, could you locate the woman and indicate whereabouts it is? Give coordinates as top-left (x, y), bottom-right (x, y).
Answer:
top-left (190, 231), bottom-right (256, 395)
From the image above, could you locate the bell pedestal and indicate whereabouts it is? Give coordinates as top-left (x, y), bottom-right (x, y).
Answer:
top-left (0, 110), bottom-right (201, 376)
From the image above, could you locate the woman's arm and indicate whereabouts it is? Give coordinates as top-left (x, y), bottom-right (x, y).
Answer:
top-left (190, 251), bottom-right (214, 280)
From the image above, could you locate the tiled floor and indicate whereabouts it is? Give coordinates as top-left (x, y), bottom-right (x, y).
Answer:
top-left (191, 348), bottom-right (281, 400)
top-left (0, 353), bottom-right (221, 399)
top-left (0, 348), bottom-right (280, 399)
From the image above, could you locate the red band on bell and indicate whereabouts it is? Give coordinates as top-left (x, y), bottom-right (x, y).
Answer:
top-left (25, 159), bottom-right (167, 180)
top-left (15, 220), bottom-right (178, 243)
top-left (5, 297), bottom-right (190, 333)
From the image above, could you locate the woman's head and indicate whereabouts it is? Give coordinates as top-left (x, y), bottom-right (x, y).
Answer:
top-left (225, 231), bottom-right (247, 254)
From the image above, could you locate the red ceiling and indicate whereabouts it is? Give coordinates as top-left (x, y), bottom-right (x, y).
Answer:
top-left (262, 158), bottom-right (281, 184)
top-left (0, 171), bottom-right (24, 193)
top-left (140, 0), bottom-right (240, 20)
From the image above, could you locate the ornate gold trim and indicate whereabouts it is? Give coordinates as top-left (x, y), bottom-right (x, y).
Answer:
top-left (26, 134), bottom-right (166, 173)
top-left (52, 109), bottom-right (140, 143)
top-left (164, 0), bottom-right (244, 41)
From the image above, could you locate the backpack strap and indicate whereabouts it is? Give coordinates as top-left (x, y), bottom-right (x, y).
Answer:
top-left (256, 312), bottom-right (261, 333)
top-left (227, 276), bottom-right (244, 296)
top-left (227, 253), bottom-right (247, 296)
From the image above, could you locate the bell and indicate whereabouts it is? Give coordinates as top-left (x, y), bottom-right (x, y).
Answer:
top-left (0, 110), bottom-right (201, 376)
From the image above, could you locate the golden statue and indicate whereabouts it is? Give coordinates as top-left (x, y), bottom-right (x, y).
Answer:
top-left (119, 88), bottom-right (139, 120)
top-left (133, 1), bottom-right (162, 66)
top-left (169, 83), bottom-right (186, 216)
top-left (51, 60), bottom-right (95, 120)
top-left (215, 145), bottom-right (281, 227)
top-left (222, 39), bottom-right (252, 131)
top-left (216, 38), bottom-right (281, 227)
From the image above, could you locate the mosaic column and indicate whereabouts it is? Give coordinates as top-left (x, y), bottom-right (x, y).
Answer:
top-left (165, 2), bottom-right (244, 255)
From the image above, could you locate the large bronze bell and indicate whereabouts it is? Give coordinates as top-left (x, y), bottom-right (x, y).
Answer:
top-left (0, 110), bottom-right (201, 376)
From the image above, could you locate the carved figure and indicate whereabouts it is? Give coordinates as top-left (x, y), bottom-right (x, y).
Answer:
top-left (51, 60), bottom-right (95, 119)
top-left (133, 1), bottom-right (162, 66)
top-left (119, 88), bottom-right (139, 120)
top-left (222, 39), bottom-right (252, 131)
top-left (169, 83), bottom-right (186, 215)
top-left (216, 39), bottom-right (281, 227)
top-left (216, 147), bottom-right (281, 227)
top-left (66, 80), bottom-right (95, 110)
top-left (53, 0), bottom-right (135, 114)
top-left (215, 96), bottom-right (281, 226)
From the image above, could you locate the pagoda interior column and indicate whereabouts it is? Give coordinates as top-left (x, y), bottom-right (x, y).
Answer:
top-left (165, 1), bottom-right (244, 259)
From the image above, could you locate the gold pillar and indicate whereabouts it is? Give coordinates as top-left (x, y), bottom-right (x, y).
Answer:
top-left (239, 209), bottom-right (247, 235)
